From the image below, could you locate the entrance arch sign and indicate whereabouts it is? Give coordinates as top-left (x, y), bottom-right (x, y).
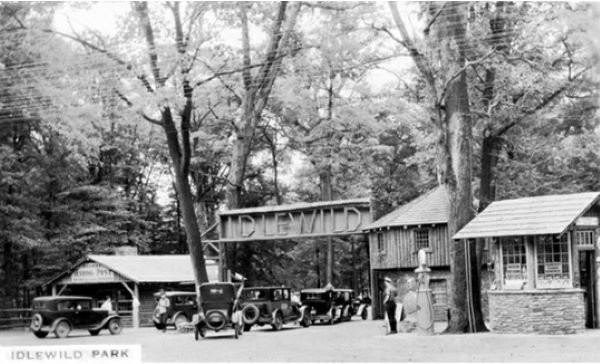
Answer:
top-left (218, 198), bottom-right (372, 242)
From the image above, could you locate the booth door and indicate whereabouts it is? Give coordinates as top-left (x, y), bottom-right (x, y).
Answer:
top-left (579, 250), bottom-right (596, 328)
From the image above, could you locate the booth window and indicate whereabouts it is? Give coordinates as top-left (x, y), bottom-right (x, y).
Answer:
top-left (501, 237), bottom-right (527, 288)
top-left (414, 229), bottom-right (430, 251)
top-left (536, 235), bottom-right (571, 288)
top-left (377, 232), bottom-right (385, 253)
top-left (575, 230), bottom-right (595, 248)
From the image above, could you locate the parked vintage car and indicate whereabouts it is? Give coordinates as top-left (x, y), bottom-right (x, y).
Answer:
top-left (239, 286), bottom-right (310, 331)
top-left (193, 283), bottom-right (242, 340)
top-left (29, 296), bottom-right (122, 338)
top-left (152, 291), bottom-right (197, 330)
top-left (300, 287), bottom-right (358, 325)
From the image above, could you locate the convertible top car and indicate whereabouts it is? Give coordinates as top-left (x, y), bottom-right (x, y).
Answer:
top-left (30, 296), bottom-right (121, 338)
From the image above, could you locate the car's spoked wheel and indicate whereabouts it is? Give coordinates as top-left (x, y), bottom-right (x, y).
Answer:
top-left (54, 321), bottom-right (71, 338)
top-left (31, 314), bottom-right (43, 331)
top-left (272, 313), bottom-right (283, 331)
top-left (174, 314), bottom-right (189, 330)
top-left (108, 318), bottom-right (122, 335)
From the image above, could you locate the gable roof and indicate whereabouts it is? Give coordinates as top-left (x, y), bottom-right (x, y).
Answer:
top-left (48, 255), bottom-right (218, 286)
top-left (364, 185), bottom-right (449, 230)
top-left (453, 191), bottom-right (600, 240)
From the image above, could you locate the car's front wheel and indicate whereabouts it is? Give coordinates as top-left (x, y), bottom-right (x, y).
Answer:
top-left (54, 321), bottom-right (71, 338)
top-left (271, 313), bottom-right (283, 331)
top-left (33, 331), bottom-right (48, 338)
top-left (107, 318), bottom-right (122, 335)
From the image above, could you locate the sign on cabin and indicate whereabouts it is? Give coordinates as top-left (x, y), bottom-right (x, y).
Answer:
top-left (59, 262), bottom-right (123, 284)
top-left (218, 199), bottom-right (372, 242)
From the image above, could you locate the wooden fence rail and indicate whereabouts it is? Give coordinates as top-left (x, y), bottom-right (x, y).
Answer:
top-left (0, 309), bottom-right (32, 330)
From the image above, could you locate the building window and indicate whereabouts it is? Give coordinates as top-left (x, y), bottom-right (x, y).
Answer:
top-left (575, 230), bottom-right (595, 249)
top-left (377, 232), bottom-right (385, 253)
top-left (414, 229), bottom-right (430, 251)
top-left (501, 237), bottom-right (527, 288)
top-left (536, 235), bottom-right (571, 289)
top-left (430, 280), bottom-right (447, 306)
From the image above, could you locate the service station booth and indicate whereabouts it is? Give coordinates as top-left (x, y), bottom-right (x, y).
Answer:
top-left (47, 255), bottom-right (219, 328)
top-left (455, 191), bottom-right (600, 334)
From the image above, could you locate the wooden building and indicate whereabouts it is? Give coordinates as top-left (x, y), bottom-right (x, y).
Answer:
top-left (47, 255), bottom-right (219, 328)
top-left (364, 186), bottom-right (452, 320)
top-left (454, 191), bottom-right (600, 334)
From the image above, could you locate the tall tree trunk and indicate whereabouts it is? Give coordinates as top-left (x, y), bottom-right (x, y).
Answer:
top-left (224, 3), bottom-right (300, 277)
top-left (443, 1), bottom-right (481, 333)
top-left (320, 167), bottom-right (334, 285)
top-left (162, 109), bottom-right (209, 284)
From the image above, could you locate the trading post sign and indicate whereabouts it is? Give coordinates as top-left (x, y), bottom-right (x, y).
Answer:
top-left (218, 199), bottom-right (372, 242)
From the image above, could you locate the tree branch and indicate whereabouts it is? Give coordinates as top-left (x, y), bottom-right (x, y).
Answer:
top-left (387, 2), bottom-right (437, 98)
top-left (114, 89), bottom-right (163, 126)
top-left (423, 3), bottom-right (447, 35)
top-left (134, 1), bottom-right (164, 88)
top-left (439, 48), bottom-right (496, 105)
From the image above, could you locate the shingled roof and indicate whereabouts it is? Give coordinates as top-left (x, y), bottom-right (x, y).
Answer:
top-left (364, 185), bottom-right (449, 230)
top-left (453, 191), bottom-right (600, 240)
top-left (48, 255), bottom-right (218, 286)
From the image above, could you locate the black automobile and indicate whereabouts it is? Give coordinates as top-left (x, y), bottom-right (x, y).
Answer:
top-left (152, 291), bottom-right (197, 330)
top-left (300, 287), bottom-right (358, 325)
top-left (193, 283), bottom-right (242, 340)
top-left (239, 287), bottom-right (310, 331)
top-left (332, 289), bottom-right (360, 321)
top-left (30, 296), bottom-right (122, 338)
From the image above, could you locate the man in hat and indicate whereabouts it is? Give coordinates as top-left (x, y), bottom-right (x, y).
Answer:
top-left (383, 277), bottom-right (398, 334)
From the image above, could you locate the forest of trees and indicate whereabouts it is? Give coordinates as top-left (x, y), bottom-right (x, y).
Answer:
top-left (0, 2), bottom-right (598, 332)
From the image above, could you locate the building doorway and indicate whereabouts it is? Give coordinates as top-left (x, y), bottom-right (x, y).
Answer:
top-left (579, 249), bottom-right (597, 328)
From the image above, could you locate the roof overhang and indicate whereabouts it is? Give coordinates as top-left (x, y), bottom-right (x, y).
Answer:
top-left (453, 192), bottom-right (600, 240)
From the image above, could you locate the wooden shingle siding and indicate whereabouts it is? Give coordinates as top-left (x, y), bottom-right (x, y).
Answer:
top-left (369, 226), bottom-right (450, 269)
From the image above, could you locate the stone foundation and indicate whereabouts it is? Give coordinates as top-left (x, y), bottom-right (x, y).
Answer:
top-left (488, 289), bottom-right (585, 334)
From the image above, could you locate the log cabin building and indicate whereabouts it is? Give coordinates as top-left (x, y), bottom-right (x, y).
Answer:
top-left (364, 185), bottom-right (454, 320)
top-left (454, 191), bottom-right (600, 334)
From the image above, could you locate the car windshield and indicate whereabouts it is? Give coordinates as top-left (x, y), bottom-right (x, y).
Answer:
top-left (200, 285), bottom-right (234, 302)
top-left (242, 289), bottom-right (269, 300)
top-left (301, 292), bottom-right (329, 301)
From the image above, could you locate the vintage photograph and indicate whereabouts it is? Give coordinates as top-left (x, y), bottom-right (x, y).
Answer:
top-left (0, 1), bottom-right (599, 362)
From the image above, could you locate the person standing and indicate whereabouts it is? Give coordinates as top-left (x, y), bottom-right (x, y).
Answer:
top-left (156, 289), bottom-right (170, 332)
top-left (383, 277), bottom-right (398, 334)
top-left (100, 296), bottom-right (112, 311)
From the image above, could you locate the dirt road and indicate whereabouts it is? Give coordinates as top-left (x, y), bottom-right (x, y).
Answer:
top-left (2, 319), bottom-right (600, 362)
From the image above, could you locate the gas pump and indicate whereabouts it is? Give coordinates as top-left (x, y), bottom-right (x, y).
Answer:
top-left (415, 249), bottom-right (434, 335)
